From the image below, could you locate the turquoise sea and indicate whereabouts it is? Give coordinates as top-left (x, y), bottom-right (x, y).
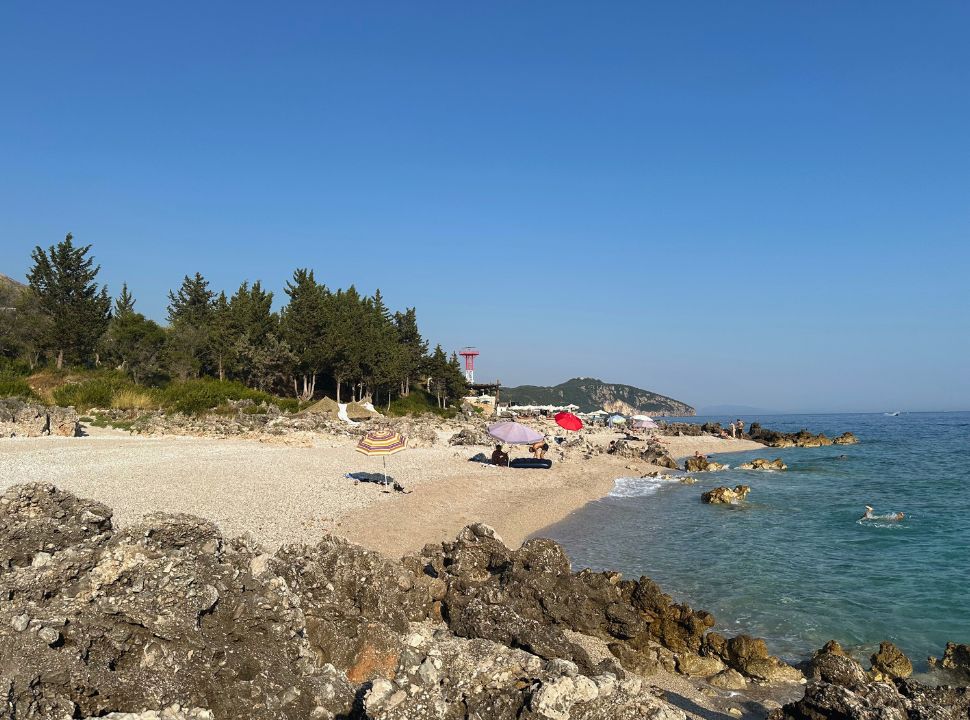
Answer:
top-left (537, 412), bottom-right (970, 668)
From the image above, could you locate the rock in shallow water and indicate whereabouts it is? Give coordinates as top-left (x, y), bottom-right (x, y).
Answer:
top-left (701, 485), bottom-right (751, 504)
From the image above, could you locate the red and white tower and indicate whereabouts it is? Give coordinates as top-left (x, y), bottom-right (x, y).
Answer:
top-left (458, 347), bottom-right (480, 383)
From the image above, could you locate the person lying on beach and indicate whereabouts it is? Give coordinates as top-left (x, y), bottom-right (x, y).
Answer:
top-left (530, 440), bottom-right (549, 460)
top-left (491, 444), bottom-right (510, 467)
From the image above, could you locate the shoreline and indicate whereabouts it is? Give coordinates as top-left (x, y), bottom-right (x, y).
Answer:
top-left (335, 434), bottom-right (765, 557)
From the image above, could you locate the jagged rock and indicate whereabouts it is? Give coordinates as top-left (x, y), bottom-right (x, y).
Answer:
top-left (738, 458), bottom-right (787, 471)
top-left (0, 398), bottom-right (81, 437)
top-left (929, 642), bottom-right (970, 679)
top-left (722, 635), bottom-right (802, 683)
top-left (775, 644), bottom-right (970, 720)
top-left (3, 482), bottom-right (886, 720)
top-left (811, 643), bottom-right (869, 687)
top-left (0, 484), bottom-right (357, 719)
top-left (683, 456), bottom-right (728, 472)
top-left (833, 432), bottom-right (859, 445)
top-left (607, 440), bottom-right (678, 469)
top-left (748, 424), bottom-right (840, 448)
top-left (449, 427), bottom-right (492, 446)
top-left (80, 709), bottom-right (214, 720)
top-left (683, 456), bottom-right (709, 472)
top-left (869, 641), bottom-right (912, 681)
top-left (701, 486), bottom-right (751, 504)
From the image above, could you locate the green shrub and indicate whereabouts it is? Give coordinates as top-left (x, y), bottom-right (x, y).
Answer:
top-left (158, 378), bottom-right (299, 415)
top-left (0, 358), bottom-right (32, 377)
top-left (0, 378), bottom-right (38, 401)
top-left (52, 371), bottom-right (138, 411)
top-left (388, 388), bottom-right (458, 418)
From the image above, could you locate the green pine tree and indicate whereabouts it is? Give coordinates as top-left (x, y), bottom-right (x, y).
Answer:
top-left (26, 233), bottom-right (111, 368)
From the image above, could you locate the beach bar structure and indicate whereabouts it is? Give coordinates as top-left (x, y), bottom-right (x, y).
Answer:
top-left (463, 382), bottom-right (501, 416)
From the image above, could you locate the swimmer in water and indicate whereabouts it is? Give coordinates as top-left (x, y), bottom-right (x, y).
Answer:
top-left (860, 505), bottom-right (905, 522)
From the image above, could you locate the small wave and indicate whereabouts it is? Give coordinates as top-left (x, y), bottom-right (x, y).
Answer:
top-left (609, 476), bottom-right (682, 498)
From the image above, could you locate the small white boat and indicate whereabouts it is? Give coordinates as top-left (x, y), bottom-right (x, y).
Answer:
top-left (884, 411), bottom-right (900, 417)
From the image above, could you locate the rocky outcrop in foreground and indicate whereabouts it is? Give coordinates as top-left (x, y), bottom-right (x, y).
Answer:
top-left (2, 484), bottom-right (964, 719)
top-left (0, 398), bottom-right (81, 437)
top-left (0, 483), bottom-right (803, 719)
top-left (773, 641), bottom-right (970, 720)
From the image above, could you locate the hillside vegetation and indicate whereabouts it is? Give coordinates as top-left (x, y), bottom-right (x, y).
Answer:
top-left (502, 377), bottom-right (695, 416)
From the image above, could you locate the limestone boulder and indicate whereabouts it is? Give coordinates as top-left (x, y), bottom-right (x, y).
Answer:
top-left (701, 485), bottom-right (751, 504)
top-left (929, 642), bottom-right (970, 680)
top-left (869, 641), bottom-right (913, 681)
top-left (738, 458), bottom-right (787, 471)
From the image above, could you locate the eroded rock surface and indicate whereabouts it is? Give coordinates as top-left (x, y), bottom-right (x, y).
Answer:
top-left (0, 398), bottom-right (81, 437)
top-left (775, 643), bottom-right (970, 720)
top-left (701, 486), bottom-right (751, 505)
top-left (748, 424), bottom-right (840, 448)
top-left (738, 458), bottom-right (787, 471)
top-left (26, 483), bottom-right (970, 720)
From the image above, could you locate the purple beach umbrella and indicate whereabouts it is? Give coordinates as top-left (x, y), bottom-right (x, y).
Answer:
top-left (487, 421), bottom-right (544, 445)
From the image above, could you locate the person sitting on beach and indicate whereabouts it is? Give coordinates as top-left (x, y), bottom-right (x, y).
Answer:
top-left (530, 440), bottom-right (549, 460)
top-left (491, 444), bottom-right (510, 467)
top-left (694, 450), bottom-right (707, 460)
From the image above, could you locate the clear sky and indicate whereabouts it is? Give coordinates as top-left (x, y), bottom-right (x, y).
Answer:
top-left (2, 2), bottom-right (968, 413)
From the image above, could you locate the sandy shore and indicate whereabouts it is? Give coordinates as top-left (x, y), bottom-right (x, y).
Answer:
top-left (0, 423), bottom-right (762, 555)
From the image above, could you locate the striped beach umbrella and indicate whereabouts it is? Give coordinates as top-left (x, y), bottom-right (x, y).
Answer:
top-left (356, 430), bottom-right (407, 486)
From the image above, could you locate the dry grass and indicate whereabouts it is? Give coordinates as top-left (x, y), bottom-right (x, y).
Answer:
top-left (110, 388), bottom-right (156, 410)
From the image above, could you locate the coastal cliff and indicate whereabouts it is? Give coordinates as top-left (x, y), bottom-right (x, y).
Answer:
top-left (502, 378), bottom-right (695, 416)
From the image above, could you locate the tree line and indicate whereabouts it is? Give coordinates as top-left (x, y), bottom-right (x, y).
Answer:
top-left (0, 235), bottom-right (469, 407)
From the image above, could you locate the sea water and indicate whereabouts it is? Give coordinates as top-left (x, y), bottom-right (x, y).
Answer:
top-left (536, 412), bottom-right (970, 667)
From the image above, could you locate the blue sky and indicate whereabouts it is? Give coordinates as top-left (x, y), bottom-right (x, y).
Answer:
top-left (1, 2), bottom-right (967, 412)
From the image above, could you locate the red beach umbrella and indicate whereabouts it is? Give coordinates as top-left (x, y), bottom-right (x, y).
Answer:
top-left (554, 412), bottom-right (583, 432)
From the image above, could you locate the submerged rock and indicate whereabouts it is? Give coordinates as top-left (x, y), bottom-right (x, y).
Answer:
top-left (701, 486), bottom-right (751, 505)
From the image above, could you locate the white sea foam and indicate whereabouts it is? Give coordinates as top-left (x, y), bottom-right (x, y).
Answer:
top-left (609, 475), bottom-right (683, 498)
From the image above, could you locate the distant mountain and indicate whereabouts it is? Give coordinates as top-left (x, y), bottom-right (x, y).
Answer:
top-left (501, 377), bottom-right (695, 416)
top-left (0, 273), bottom-right (27, 308)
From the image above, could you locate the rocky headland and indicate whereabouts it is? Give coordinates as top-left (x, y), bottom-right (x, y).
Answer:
top-left (1, 483), bottom-right (966, 719)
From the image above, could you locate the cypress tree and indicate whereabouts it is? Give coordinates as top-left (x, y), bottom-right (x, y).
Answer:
top-left (26, 233), bottom-right (111, 368)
